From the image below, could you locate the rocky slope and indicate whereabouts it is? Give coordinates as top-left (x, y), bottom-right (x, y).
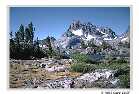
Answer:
top-left (10, 59), bottom-right (122, 89)
top-left (38, 20), bottom-right (130, 58)
top-left (56, 20), bottom-right (123, 49)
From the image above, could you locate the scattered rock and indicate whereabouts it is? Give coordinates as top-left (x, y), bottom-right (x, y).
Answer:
top-left (74, 69), bottom-right (119, 88)
top-left (10, 60), bottom-right (121, 89)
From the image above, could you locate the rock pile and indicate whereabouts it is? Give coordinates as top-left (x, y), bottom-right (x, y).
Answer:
top-left (39, 58), bottom-right (71, 72)
top-left (74, 69), bottom-right (120, 88)
top-left (36, 77), bottom-right (74, 89)
top-left (10, 59), bottom-right (121, 89)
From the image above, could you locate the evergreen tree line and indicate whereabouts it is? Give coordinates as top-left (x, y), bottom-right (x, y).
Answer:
top-left (10, 22), bottom-right (53, 60)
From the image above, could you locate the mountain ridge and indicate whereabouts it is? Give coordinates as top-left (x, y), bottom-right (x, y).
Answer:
top-left (55, 20), bottom-right (129, 49)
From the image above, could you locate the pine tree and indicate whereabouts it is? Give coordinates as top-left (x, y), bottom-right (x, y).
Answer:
top-left (33, 37), bottom-right (45, 58)
top-left (24, 22), bottom-right (34, 44)
top-left (101, 41), bottom-right (112, 50)
top-left (28, 22), bottom-right (34, 44)
top-left (81, 40), bottom-right (87, 49)
top-left (10, 22), bottom-right (47, 59)
top-left (10, 31), bottom-right (16, 58)
top-left (46, 36), bottom-right (53, 58)
top-left (10, 31), bottom-right (13, 39)
top-left (88, 41), bottom-right (97, 48)
top-left (15, 32), bottom-right (20, 48)
top-left (18, 24), bottom-right (24, 41)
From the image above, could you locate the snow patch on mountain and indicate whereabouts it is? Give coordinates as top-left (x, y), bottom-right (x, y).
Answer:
top-left (86, 35), bottom-right (96, 40)
top-left (100, 30), bottom-right (106, 35)
top-left (114, 37), bottom-right (117, 39)
top-left (121, 37), bottom-right (128, 42)
top-left (72, 29), bottom-right (83, 36)
top-left (103, 38), bottom-right (113, 41)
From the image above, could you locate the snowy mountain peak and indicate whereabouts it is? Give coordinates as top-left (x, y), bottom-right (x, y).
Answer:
top-left (56, 20), bottom-right (128, 49)
top-left (67, 20), bottom-right (117, 41)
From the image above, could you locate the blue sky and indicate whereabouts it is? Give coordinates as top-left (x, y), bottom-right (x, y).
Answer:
top-left (10, 7), bottom-right (130, 40)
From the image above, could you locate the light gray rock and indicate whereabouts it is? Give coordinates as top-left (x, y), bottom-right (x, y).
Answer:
top-left (74, 69), bottom-right (119, 88)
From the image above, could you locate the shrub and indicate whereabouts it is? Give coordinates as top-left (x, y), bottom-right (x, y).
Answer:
top-left (70, 63), bottom-right (95, 73)
top-left (71, 52), bottom-right (92, 63)
top-left (111, 58), bottom-right (128, 64)
top-left (117, 58), bottom-right (128, 63)
top-left (118, 74), bottom-right (130, 88)
top-left (71, 53), bottom-right (87, 63)
top-left (33, 48), bottom-right (46, 58)
top-left (114, 65), bottom-right (130, 77)
top-left (90, 62), bottom-right (130, 71)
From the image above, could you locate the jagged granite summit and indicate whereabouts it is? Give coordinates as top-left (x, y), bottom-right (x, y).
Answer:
top-left (56, 20), bottom-right (129, 49)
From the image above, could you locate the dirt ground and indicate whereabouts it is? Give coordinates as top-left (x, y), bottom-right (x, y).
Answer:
top-left (9, 60), bottom-right (81, 88)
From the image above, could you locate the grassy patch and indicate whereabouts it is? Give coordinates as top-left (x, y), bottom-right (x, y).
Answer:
top-left (70, 63), bottom-right (96, 73)
top-left (118, 74), bottom-right (130, 88)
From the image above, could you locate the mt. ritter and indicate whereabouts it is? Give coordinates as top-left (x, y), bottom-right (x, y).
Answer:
top-left (40, 20), bottom-right (130, 61)
top-left (56, 20), bottom-right (129, 48)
